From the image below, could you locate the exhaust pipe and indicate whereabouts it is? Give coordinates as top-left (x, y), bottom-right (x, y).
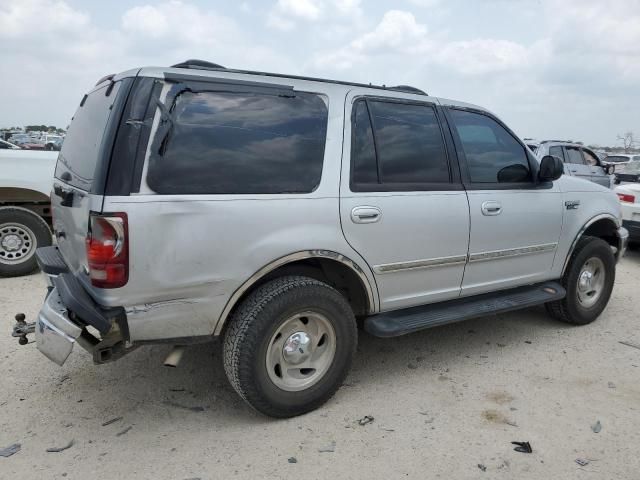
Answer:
top-left (164, 346), bottom-right (186, 368)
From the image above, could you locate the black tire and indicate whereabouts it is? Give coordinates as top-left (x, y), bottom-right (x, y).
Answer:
top-left (223, 275), bottom-right (357, 418)
top-left (0, 206), bottom-right (52, 277)
top-left (546, 236), bottom-right (615, 325)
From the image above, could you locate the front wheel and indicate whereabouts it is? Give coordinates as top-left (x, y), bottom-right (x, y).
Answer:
top-left (223, 276), bottom-right (357, 418)
top-left (546, 236), bottom-right (615, 325)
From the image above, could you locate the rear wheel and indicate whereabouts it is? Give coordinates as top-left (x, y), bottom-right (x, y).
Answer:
top-left (546, 236), bottom-right (615, 325)
top-left (0, 207), bottom-right (52, 277)
top-left (223, 276), bottom-right (357, 418)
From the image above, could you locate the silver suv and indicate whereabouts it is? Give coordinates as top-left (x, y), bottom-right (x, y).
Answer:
top-left (534, 141), bottom-right (614, 188)
top-left (19, 60), bottom-right (628, 417)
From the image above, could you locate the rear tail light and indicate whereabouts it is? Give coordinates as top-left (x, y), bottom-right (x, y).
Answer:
top-left (617, 193), bottom-right (636, 203)
top-left (86, 213), bottom-right (128, 288)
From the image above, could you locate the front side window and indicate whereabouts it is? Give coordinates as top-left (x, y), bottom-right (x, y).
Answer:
top-left (449, 109), bottom-right (531, 183)
top-left (582, 149), bottom-right (599, 166)
top-left (146, 89), bottom-right (328, 194)
top-left (350, 99), bottom-right (450, 190)
top-left (565, 147), bottom-right (585, 165)
top-left (549, 146), bottom-right (565, 161)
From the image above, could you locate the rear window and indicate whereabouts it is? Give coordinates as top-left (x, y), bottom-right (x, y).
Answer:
top-left (55, 82), bottom-right (122, 191)
top-left (146, 89), bottom-right (328, 194)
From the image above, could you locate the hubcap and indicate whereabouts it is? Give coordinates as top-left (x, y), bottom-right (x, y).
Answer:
top-left (266, 311), bottom-right (336, 392)
top-left (576, 256), bottom-right (605, 308)
top-left (0, 223), bottom-right (36, 265)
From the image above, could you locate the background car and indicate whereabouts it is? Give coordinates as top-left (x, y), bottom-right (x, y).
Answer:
top-left (535, 140), bottom-right (613, 188)
top-left (614, 159), bottom-right (640, 184)
top-left (603, 154), bottom-right (640, 173)
top-left (615, 181), bottom-right (640, 247)
top-left (0, 139), bottom-right (21, 150)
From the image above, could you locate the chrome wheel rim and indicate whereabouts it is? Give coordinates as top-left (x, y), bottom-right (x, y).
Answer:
top-left (266, 311), bottom-right (336, 392)
top-left (576, 256), bottom-right (605, 308)
top-left (0, 223), bottom-right (36, 265)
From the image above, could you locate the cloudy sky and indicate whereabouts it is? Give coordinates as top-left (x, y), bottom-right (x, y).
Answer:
top-left (1, 0), bottom-right (639, 146)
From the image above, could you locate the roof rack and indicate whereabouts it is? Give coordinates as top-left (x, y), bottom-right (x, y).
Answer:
top-left (388, 85), bottom-right (427, 96)
top-left (170, 59), bottom-right (428, 96)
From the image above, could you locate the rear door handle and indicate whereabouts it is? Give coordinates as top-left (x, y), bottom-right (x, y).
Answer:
top-left (351, 206), bottom-right (382, 224)
top-left (481, 201), bottom-right (502, 216)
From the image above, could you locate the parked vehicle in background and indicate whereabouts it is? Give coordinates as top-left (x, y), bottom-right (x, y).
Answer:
top-left (605, 154), bottom-right (640, 174)
top-left (0, 139), bottom-right (21, 150)
top-left (22, 61), bottom-right (627, 418)
top-left (0, 150), bottom-right (56, 276)
top-left (535, 141), bottom-right (613, 188)
top-left (614, 159), bottom-right (640, 185)
top-left (19, 140), bottom-right (47, 151)
top-left (615, 180), bottom-right (640, 246)
top-left (44, 136), bottom-right (63, 151)
top-left (8, 134), bottom-right (31, 145)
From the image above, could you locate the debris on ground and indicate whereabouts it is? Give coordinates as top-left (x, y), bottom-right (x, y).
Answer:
top-left (163, 400), bottom-right (205, 412)
top-left (511, 441), bottom-right (532, 453)
top-left (169, 388), bottom-right (186, 392)
top-left (101, 416), bottom-right (123, 427)
top-left (0, 443), bottom-right (21, 458)
top-left (591, 420), bottom-right (602, 433)
top-left (288, 457), bottom-right (297, 463)
top-left (477, 464), bottom-right (487, 472)
top-left (619, 340), bottom-right (640, 351)
top-left (46, 440), bottom-right (74, 453)
top-left (524, 340), bottom-right (532, 344)
top-left (575, 458), bottom-right (589, 467)
top-left (358, 415), bottom-right (374, 426)
top-left (608, 382), bottom-right (616, 389)
top-left (116, 426), bottom-right (132, 437)
top-left (407, 363), bottom-right (418, 370)
top-left (318, 441), bottom-right (336, 453)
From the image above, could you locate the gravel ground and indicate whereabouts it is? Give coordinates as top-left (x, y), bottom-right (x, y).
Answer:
top-left (1, 251), bottom-right (639, 479)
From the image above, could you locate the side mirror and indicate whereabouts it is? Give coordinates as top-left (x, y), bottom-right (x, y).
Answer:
top-left (604, 163), bottom-right (615, 174)
top-left (539, 155), bottom-right (564, 182)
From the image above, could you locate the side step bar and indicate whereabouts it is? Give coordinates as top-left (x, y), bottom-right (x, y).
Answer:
top-left (364, 281), bottom-right (566, 338)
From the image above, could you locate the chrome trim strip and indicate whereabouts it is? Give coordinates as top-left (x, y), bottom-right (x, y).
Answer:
top-left (373, 255), bottom-right (467, 274)
top-left (561, 213), bottom-right (623, 275)
top-left (469, 243), bottom-right (558, 263)
top-left (213, 250), bottom-right (377, 336)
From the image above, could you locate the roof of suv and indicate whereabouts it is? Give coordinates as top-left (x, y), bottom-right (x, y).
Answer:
top-left (112, 59), bottom-right (488, 113)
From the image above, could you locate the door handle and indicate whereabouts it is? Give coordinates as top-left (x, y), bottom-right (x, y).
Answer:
top-left (351, 206), bottom-right (382, 224)
top-left (481, 201), bottom-right (502, 216)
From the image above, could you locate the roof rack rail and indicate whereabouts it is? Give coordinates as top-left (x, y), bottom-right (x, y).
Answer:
top-left (167, 59), bottom-right (430, 97)
top-left (388, 85), bottom-right (428, 96)
top-left (171, 59), bottom-right (225, 70)
top-left (95, 73), bottom-right (115, 86)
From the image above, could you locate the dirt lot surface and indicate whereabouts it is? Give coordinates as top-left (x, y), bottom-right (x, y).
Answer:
top-left (1, 251), bottom-right (639, 479)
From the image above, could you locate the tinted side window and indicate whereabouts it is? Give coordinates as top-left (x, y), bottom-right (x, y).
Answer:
top-left (582, 149), bottom-right (599, 166)
top-left (369, 101), bottom-right (449, 184)
top-left (549, 146), bottom-right (565, 161)
top-left (565, 147), bottom-right (585, 165)
top-left (450, 109), bottom-right (531, 183)
top-left (351, 100), bottom-right (378, 186)
top-left (146, 90), bottom-right (328, 194)
top-left (55, 82), bottom-right (122, 191)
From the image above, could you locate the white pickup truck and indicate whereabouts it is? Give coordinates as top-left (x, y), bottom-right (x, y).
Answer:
top-left (0, 150), bottom-right (57, 276)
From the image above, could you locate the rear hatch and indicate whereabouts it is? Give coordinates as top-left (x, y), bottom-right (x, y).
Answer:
top-left (51, 78), bottom-right (132, 281)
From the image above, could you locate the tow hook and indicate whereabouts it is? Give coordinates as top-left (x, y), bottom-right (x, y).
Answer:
top-left (12, 313), bottom-right (35, 345)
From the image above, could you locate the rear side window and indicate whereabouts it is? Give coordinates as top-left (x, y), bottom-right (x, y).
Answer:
top-left (146, 90), bottom-right (328, 194)
top-left (350, 99), bottom-right (450, 190)
top-left (565, 147), bottom-right (585, 165)
top-left (55, 82), bottom-right (122, 191)
top-left (450, 109), bottom-right (531, 183)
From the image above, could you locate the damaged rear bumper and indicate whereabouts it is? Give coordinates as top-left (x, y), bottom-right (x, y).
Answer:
top-left (30, 246), bottom-right (132, 365)
top-left (36, 288), bottom-right (83, 365)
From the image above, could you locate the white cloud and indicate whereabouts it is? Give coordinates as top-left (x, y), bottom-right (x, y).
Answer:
top-left (267, 0), bottom-right (362, 31)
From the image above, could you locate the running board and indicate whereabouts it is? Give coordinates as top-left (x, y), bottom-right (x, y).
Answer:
top-left (364, 282), bottom-right (565, 338)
